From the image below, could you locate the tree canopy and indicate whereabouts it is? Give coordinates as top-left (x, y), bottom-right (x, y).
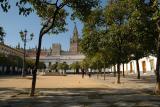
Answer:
top-left (80, 0), bottom-right (156, 83)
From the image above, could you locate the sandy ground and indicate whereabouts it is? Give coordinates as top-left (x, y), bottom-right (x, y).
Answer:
top-left (0, 75), bottom-right (108, 89)
top-left (0, 74), bottom-right (156, 90)
top-left (0, 74), bottom-right (159, 107)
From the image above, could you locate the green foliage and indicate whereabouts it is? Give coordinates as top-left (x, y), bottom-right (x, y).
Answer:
top-left (1, 0), bottom-right (100, 35)
top-left (62, 62), bottom-right (69, 70)
top-left (80, 31), bottom-right (101, 56)
top-left (51, 62), bottom-right (68, 71)
top-left (70, 61), bottom-right (80, 70)
top-left (80, 0), bottom-right (156, 69)
top-left (128, 0), bottom-right (156, 59)
top-left (24, 0), bottom-right (100, 36)
top-left (0, 0), bottom-right (33, 15)
top-left (66, 0), bottom-right (100, 21)
top-left (57, 63), bottom-right (63, 70)
top-left (0, 53), bottom-right (45, 69)
top-left (50, 62), bottom-right (58, 70)
top-left (38, 61), bottom-right (46, 69)
top-left (90, 52), bottom-right (103, 69)
top-left (151, 0), bottom-right (160, 21)
top-left (0, 53), bottom-right (23, 67)
top-left (80, 59), bottom-right (89, 70)
top-left (16, 0), bottom-right (33, 16)
top-left (0, 0), bottom-right (10, 12)
top-left (26, 59), bottom-right (34, 68)
top-left (104, 0), bottom-right (130, 25)
top-left (80, 9), bottom-right (105, 56)
top-left (0, 26), bottom-right (5, 42)
top-left (32, 3), bottom-right (68, 34)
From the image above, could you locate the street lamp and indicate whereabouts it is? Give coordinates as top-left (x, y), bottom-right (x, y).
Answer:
top-left (19, 29), bottom-right (34, 77)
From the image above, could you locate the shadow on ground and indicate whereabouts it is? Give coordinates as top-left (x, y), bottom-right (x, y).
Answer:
top-left (126, 75), bottom-right (156, 84)
top-left (0, 87), bottom-right (160, 107)
top-left (0, 74), bottom-right (159, 107)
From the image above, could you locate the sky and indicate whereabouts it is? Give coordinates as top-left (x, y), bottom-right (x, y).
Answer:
top-left (0, 0), bottom-right (106, 51)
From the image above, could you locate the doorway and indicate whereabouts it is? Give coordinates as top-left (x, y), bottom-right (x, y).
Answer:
top-left (149, 59), bottom-right (154, 71)
top-left (142, 61), bottom-right (146, 73)
top-left (130, 62), bottom-right (133, 73)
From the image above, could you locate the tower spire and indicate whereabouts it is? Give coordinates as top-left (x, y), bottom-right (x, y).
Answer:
top-left (69, 22), bottom-right (79, 54)
top-left (73, 22), bottom-right (78, 40)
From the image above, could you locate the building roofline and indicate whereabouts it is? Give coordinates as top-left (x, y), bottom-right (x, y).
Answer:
top-left (0, 42), bottom-right (24, 54)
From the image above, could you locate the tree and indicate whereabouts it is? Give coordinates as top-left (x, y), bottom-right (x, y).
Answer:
top-left (104, 0), bottom-right (133, 83)
top-left (89, 52), bottom-right (103, 78)
top-left (80, 7), bottom-right (120, 79)
top-left (0, 53), bottom-right (25, 75)
top-left (80, 59), bottom-right (89, 71)
top-left (62, 62), bottom-right (69, 73)
top-left (80, 0), bottom-right (157, 84)
top-left (1, 0), bottom-right (100, 96)
top-left (50, 62), bottom-right (58, 72)
top-left (26, 59), bottom-right (34, 68)
top-left (80, 30), bottom-right (101, 57)
top-left (70, 61), bottom-right (80, 74)
top-left (151, 0), bottom-right (160, 94)
top-left (37, 61), bottom-right (46, 69)
top-left (70, 63), bottom-right (76, 73)
top-left (80, 9), bottom-right (105, 77)
top-left (57, 62), bottom-right (69, 73)
top-left (128, 0), bottom-right (155, 79)
top-left (24, 0), bottom-right (100, 96)
top-left (103, 0), bottom-right (154, 82)
top-left (0, 27), bottom-right (6, 43)
top-left (57, 63), bottom-right (63, 71)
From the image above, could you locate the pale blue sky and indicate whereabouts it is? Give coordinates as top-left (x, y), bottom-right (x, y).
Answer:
top-left (0, 1), bottom-right (106, 51)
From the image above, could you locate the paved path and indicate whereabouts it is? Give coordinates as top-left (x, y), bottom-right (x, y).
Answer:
top-left (0, 74), bottom-right (160, 107)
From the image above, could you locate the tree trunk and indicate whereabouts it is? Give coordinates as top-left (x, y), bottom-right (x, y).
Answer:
top-left (117, 63), bottom-right (120, 84)
top-left (104, 64), bottom-right (106, 80)
top-left (100, 69), bottom-right (102, 77)
top-left (56, 69), bottom-right (58, 72)
top-left (29, 7), bottom-right (60, 96)
top-left (97, 63), bottom-right (99, 79)
top-left (97, 70), bottom-right (99, 79)
top-left (122, 63), bottom-right (125, 78)
top-left (136, 59), bottom-right (140, 79)
top-left (114, 65), bottom-right (116, 77)
top-left (30, 34), bottom-right (43, 96)
top-left (155, 32), bottom-right (160, 94)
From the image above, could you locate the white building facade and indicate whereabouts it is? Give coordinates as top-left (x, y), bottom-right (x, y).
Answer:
top-left (115, 56), bottom-right (157, 75)
top-left (30, 54), bottom-right (85, 68)
top-left (27, 23), bottom-right (85, 69)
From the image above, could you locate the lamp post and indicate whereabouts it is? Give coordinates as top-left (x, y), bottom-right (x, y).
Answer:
top-left (19, 29), bottom-right (34, 77)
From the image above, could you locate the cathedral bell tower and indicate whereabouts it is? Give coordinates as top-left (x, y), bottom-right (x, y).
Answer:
top-left (69, 23), bottom-right (79, 54)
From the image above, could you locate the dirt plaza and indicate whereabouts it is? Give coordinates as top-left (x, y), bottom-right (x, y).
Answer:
top-left (0, 74), bottom-right (160, 107)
